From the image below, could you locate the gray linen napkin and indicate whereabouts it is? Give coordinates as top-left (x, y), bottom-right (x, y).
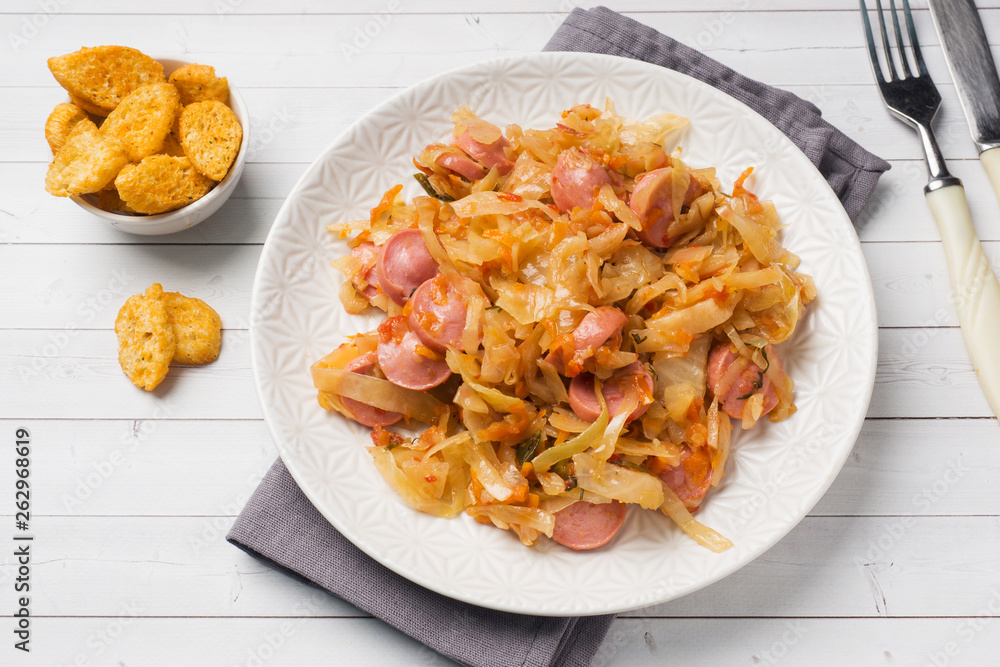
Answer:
top-left (229, 460), bottom-right (610, 667)
top-left (228, 8), bottom-right (891, 667)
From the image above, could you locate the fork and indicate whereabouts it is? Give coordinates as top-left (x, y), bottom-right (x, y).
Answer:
top-left (861, 0), bottom-right (1000, 417)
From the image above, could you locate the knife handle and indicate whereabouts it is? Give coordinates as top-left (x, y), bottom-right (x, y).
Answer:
top-left (981, 147), bottom-right (1000, 208)
top-left (925, 183), bottom-right (1000, 419)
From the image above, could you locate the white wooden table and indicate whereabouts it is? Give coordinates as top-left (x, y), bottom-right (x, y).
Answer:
top-left (3, 1), bottom-right (1000, 664)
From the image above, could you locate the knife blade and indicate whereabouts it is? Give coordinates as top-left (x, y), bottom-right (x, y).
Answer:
top-left (928, 0), bottom-right (1000, 153)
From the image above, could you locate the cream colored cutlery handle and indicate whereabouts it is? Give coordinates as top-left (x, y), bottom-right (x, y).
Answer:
top-left (925, 183), bottom-right (1000, 419)
top-left (981, 147), bottom-right (1000, 206)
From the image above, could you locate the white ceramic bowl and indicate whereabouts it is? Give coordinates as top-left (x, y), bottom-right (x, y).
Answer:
top-left (71, 58), bottom-right (250, 236)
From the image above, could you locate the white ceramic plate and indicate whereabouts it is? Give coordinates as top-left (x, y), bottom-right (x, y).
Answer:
top-left (250, 52), bottom-right (877, 616)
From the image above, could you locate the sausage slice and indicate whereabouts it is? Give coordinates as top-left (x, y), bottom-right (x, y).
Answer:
top-left (456, 129), bottom-right (513, 175)
top-left (568, 361), bottom-right (654, 423)
top-left (376, 316), bottom-right (451, 390)
top-left (340, 352), bottom-right (403, 427)
top-left (408, 273), bottom-right (485, 353)
top-left (550, 148), bottom-right (616, 213)
top-left (629, 167), bottom-right (704, 248)
top-left (658, 446), bottom-right (713, 511)
top-left (707, 342), bottom-right (779, 420)
top-left (435, 149), bottom-right (486, 181)
top-left (551, 500), bottom-right (628, 551)
top-left (546, 306), bottom-right (627, 376)
top-left (375, 229), bottom-right (439, 306)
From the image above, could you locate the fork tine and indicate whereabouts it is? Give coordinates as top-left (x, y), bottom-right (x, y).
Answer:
top-left (902, 0), bottom-right (928, 77)
top-left (889, 0), bottom-right (911, 77)
top-left (859, 0), bottom-right (886, 84)
top-left (875, 0), bottom-right (899, 81)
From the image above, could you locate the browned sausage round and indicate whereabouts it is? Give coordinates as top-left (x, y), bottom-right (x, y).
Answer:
top-left (435, 149), bottom-right (486, 181)
top-left (630, 167), bottom-right (704, 248)
top-left (707, 342), bottom-right (779, 420)
top-left (408, 273), bottom-right (484, 353)
top-left (569, 306), bottom-right (626, 374)
top-left (658, 446), bottom-right (713, 511)
top-left (375, 229), bottom-right (439, 306)
top-left (546, 306), bottom-right (627, 376)
top-left (550, 148), bottom-right (616, 213)
top-left (568, 361), bottom-right (654, 423)
top-left (376, 316), bottom-right (451, 390)
top-left (574, 307), bottom-right (627, 352)
top-left (456, 129), bottom-right (513, 175)
top-left (340, 351), bottom-right (403, 427)
top-left (551, 500), bottom-right (628, 551)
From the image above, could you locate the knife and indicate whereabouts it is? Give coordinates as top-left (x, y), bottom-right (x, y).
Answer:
top-left (929, 0), bottom-right (1000, 176)
top-left (926, 0), bottom-right (1000, 418)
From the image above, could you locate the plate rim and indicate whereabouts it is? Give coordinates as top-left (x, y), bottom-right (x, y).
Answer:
top-left (249, 51), bottom-right (878, 616)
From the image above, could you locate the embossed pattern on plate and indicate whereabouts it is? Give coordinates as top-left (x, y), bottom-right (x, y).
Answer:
top-left (250, 52), bottom-right (878, 616)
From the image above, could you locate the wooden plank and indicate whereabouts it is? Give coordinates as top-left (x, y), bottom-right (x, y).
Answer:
top-left (0, 515), bottom-right (997, 619)
top-left (0, 13), bottom-right (546, 89)
top-left (4, 157), bottom-right (999, 245)
top-left (0, 328), bottom-right (990, 419)
top-left (0, 0), bottom-right (761, 14)
top-left (0, 329), bottom-right (263, 420)
top-left (813, 418), bottom-right (1000, 517)
top-left (10, 515), bottom-right (362, 619)
top-left (2, 416), bottom-right (995, 518)
top-left (856, 159), bottom-right (1000, 244)
top-left (2, 241), bottom-right (995, 329)
top-left (9, 419), bottom-right (279, 517)
top-left (1, 82), bottom-right (982, 166)
top-left (0, 244), bottom-right (262, 330)
top-left (8, 615), bottom-right (1000, 667)
top-left (1, 617), bottom-right (460, 667)
top-left (2, 86), bottom-right (395, 164)
top-left (0, 158), bottom-right (297, 245)
top-left (10, 614), bottom-right (1000, 667)
top-left (1, 10), bottom-right (995, 89)
top-left (872, 328), bottom-right (994, 418)
top-left (596, 617), bottom-right (1000, 667)
top-left (0, 161), bottom-right (302, 201)
top-left (0, 192), bottom-right (285, 245)
top-left (9, 0), bottom-right (996, 14)
top-left (634, 515), bottom-right (1000, 619)
top-left (864, 240), bottom-right (1000, 329)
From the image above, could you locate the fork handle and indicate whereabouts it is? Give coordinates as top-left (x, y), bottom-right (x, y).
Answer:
top-left (925, 182), bottom-right (1000, 419)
